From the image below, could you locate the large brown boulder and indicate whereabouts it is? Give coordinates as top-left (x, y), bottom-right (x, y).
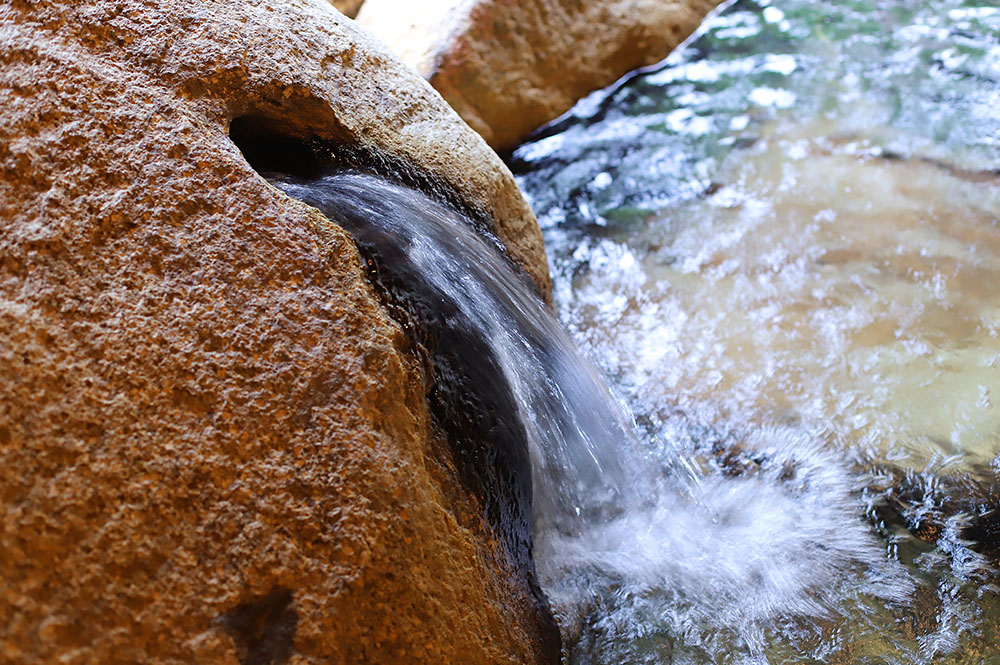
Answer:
top-left (356, 0), bottom-right (724, 150)
top-left (0, 1), bottom-right (558, 664)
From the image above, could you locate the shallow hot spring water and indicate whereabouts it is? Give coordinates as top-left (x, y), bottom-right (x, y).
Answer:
top-left (507, 0), bottom-right (1000, 662)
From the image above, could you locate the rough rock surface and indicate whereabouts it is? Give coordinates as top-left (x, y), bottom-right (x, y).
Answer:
top-left (0, 1), bottom-right (558, 664)
top-left (357, 0), bottom-right (724, 150)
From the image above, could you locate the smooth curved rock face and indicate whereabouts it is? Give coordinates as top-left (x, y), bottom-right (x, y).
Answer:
top-left (328, 0), bottom-right (364, 18)
top-left (357, 0), bottom-right (724, 150)
top-left (0, 1), bottom-right (558, 663)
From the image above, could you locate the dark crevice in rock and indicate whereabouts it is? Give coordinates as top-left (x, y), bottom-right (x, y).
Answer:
top-left (218, 587), bottom-right (298, 665)
top-left (228, 113), bottom-right (517, 265)
top-left (229, 116), bottom-right (325, 179)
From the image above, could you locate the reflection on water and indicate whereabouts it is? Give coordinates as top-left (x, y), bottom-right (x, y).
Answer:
top-left (584, 123), bottom-right (1000, 470)
top-left (511, 0), bottom-right (1000, 662)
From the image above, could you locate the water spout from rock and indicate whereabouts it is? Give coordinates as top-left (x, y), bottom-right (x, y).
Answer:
top-left (273, 172), bottom-right (651, 537)
top-left (271, 171), bottom-right (914, 664)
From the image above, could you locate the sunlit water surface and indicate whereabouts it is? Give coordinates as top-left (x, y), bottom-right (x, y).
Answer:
top-left (510, 0), bottom-right (1000, 662)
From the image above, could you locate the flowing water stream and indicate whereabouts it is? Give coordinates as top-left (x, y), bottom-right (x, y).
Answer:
top-left (266, 1), bottom-right (1000, 661)
top-left (508, 0), bottom-right (1000, 662)
top-left (273, 172), bottom-right (645, 538)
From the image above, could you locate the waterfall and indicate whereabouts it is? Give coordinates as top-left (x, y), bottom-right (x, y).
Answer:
top-left (273, 172), bottom-right (648, 535)
top-left (272, 171), bottom-right (912, 663)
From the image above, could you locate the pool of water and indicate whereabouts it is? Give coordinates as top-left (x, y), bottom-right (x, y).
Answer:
top-left (510, 0), bottom-right (1000, 662)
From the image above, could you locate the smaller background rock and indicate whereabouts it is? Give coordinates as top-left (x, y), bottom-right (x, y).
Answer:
top-left (357, 0), bottom-right (724, 150)
top-left (327, 0), bottom-right (364, 18)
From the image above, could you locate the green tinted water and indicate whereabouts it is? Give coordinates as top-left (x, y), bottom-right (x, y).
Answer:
top-left (511, 0), bottom-right (1000, 662)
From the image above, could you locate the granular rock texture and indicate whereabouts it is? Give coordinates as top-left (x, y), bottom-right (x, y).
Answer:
top-left (357, 0), bottom-right (724, 150)
top-left (0, 1), bottom-right (558, 663)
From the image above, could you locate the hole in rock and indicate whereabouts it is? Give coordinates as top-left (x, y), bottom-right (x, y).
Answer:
top-left (218, 586), bottom-right (298, 665)
top-left (229, 115), bottom-right (324, 178)
top-left (228, 114), bottom-right (505, 247)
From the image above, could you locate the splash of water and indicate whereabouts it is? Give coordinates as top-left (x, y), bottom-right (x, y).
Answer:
top-left (510, 0), bottom-right (1000, 660)
top-left (273, 172), bottom-right (909, 662)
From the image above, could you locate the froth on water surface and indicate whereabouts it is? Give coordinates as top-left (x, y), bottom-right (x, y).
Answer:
top-left (540, 425), bottom-right (915, 663)
top-left (513, 0), bottom-right (1000, 662)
